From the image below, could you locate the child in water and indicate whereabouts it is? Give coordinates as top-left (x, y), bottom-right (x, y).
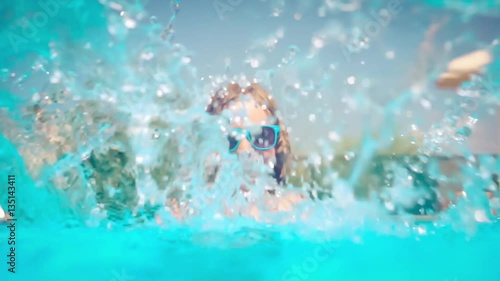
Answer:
top-left (165, 82), bottom-right (305, 222)
top-left (54, 80), bottom-right (306, 224)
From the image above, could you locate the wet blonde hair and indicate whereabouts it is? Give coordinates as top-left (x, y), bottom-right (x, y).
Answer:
top-left (206, 82), bottom-right (291, 184)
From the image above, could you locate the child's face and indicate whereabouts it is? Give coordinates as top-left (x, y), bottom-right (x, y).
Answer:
top-left (226, 97), bottom-right (277, 165)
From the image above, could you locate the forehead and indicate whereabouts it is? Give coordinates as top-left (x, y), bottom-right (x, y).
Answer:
top-left (227, 97), bottom-right (272, 126)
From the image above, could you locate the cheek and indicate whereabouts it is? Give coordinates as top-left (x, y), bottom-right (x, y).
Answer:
top-left (258, 149), bottom-right (276, 163)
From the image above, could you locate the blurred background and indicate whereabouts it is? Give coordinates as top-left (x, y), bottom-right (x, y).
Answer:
top-left (2, 0), bottom-right (499, 155)
top-left (143, 0), bottom-right (500, 154)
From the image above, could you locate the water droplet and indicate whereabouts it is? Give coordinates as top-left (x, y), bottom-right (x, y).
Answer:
top-left (420, 99), bottom-right (432, 109)
top-left (249, 58), bottom-right (260, 68)
top-left (312, 37), bottom-right (324, 49)
top-left (272, 8), bottom-right (282, 17)
top-left (141, 51), bottom-right (154, 60)
top-left (124, 18), bottom-right (137, 29)
top-left (328, 131), bottom-right (340, 142)
top-left (344, 151), bottom-right (356, 160)
top-left (385, 201), bottom-right (395, 211)
top-left (385, 51), bottom-right (395, 59)
top-left (136, 156), bottom-right (144, 164)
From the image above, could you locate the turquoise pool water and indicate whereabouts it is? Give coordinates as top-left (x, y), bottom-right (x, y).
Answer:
top-left (3, 224), bottom-right (500, 281)
top-left (1, 0), bottom-right (500, 280)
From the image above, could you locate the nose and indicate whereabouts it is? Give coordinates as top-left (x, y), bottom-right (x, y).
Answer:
top-left (236, 137), bottom-right (253, 153)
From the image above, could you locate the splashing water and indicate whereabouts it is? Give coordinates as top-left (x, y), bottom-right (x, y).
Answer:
top-left (1, 0), bottom-right (500, 280)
